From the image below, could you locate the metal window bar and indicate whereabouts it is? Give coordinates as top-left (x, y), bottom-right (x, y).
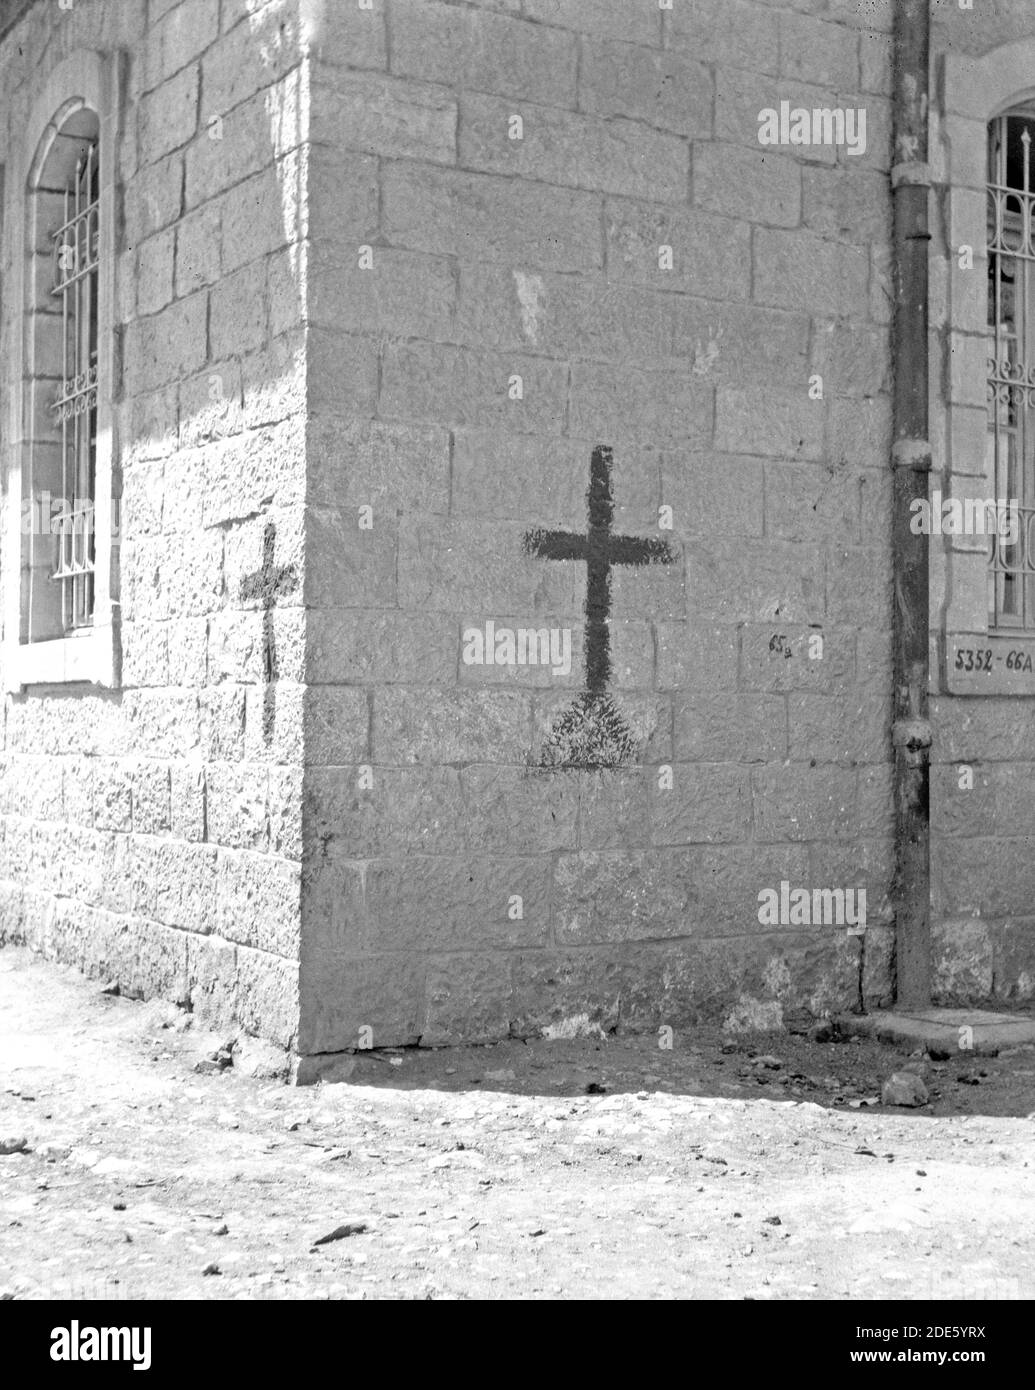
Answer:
top-left (49, 139), bottom-right (98, 632)
top-left (988, 112), bottom-right (1035, 630)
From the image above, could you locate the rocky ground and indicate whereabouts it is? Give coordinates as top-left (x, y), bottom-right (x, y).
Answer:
top-left (1, 947), bottom-right (1034, 1301)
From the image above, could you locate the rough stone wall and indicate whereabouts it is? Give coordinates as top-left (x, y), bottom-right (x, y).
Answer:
top-left (0, 0), bottom-right (309, 1046)
top-left (928, 0), bottom-right (1035, 1006)
top-left (299, 0), bottom-right (898, 1055)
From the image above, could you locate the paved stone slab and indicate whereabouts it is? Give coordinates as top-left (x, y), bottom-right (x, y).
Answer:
top-left (838, 1008), bottom-right (1035, 1055)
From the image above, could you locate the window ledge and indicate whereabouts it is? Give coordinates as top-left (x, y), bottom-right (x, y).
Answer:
top-left (4, 624), bottom-right (117, 691)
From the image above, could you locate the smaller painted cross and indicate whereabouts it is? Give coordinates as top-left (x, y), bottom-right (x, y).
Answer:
top-left (524, 444), bottom-right (674, 767)
top-left (238, 521), bottom-right (298, 745)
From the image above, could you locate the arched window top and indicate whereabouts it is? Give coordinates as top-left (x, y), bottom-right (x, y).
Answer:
top-left (17, 51), bottom-right (106, 184)
top-left (945, 39), bottom-right (1035, 125)
top-left (28, 100), bottom-right (99, 194)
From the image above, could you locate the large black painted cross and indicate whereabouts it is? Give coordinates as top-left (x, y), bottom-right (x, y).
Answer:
top-left (239, 521), bottom-right (298, 746)
top-left (524, 444), bottom-right (674, 768)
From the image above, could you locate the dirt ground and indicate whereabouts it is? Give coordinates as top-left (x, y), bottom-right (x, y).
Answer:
top-left (1, 947), bottom-right (1034, 1301)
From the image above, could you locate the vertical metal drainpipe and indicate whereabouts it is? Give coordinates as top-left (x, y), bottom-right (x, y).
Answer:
top-left (891, 0), bottom-right (933, 1006)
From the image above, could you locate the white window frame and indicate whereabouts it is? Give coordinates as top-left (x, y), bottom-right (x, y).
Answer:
top-left (935, 39), bottom-right (1035, 694)
top-left (2, 50), bottom-right (120, 690)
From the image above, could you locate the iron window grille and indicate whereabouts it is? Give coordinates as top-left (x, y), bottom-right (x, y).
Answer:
top-left (49, 137), bottom-right (99, 632)
top-left (987, 110), bottom-right (1035, 630)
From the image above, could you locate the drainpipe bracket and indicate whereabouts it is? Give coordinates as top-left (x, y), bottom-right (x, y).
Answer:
top-left (892, 161), bottom-right (932, 189)
top-left (892, 438), bottom-right (933, 471)
top-left (892, 718), bottom-right (932, 751)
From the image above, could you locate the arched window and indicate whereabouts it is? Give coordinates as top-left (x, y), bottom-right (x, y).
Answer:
top-left (939, 39), bottom-right (1035, 692)
top-left (28, 104), bottom-right (100, 636)
top-left (987, 107), bottom-right (1035, 629)
top-left (2, 52), bottom-right (120, 688)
